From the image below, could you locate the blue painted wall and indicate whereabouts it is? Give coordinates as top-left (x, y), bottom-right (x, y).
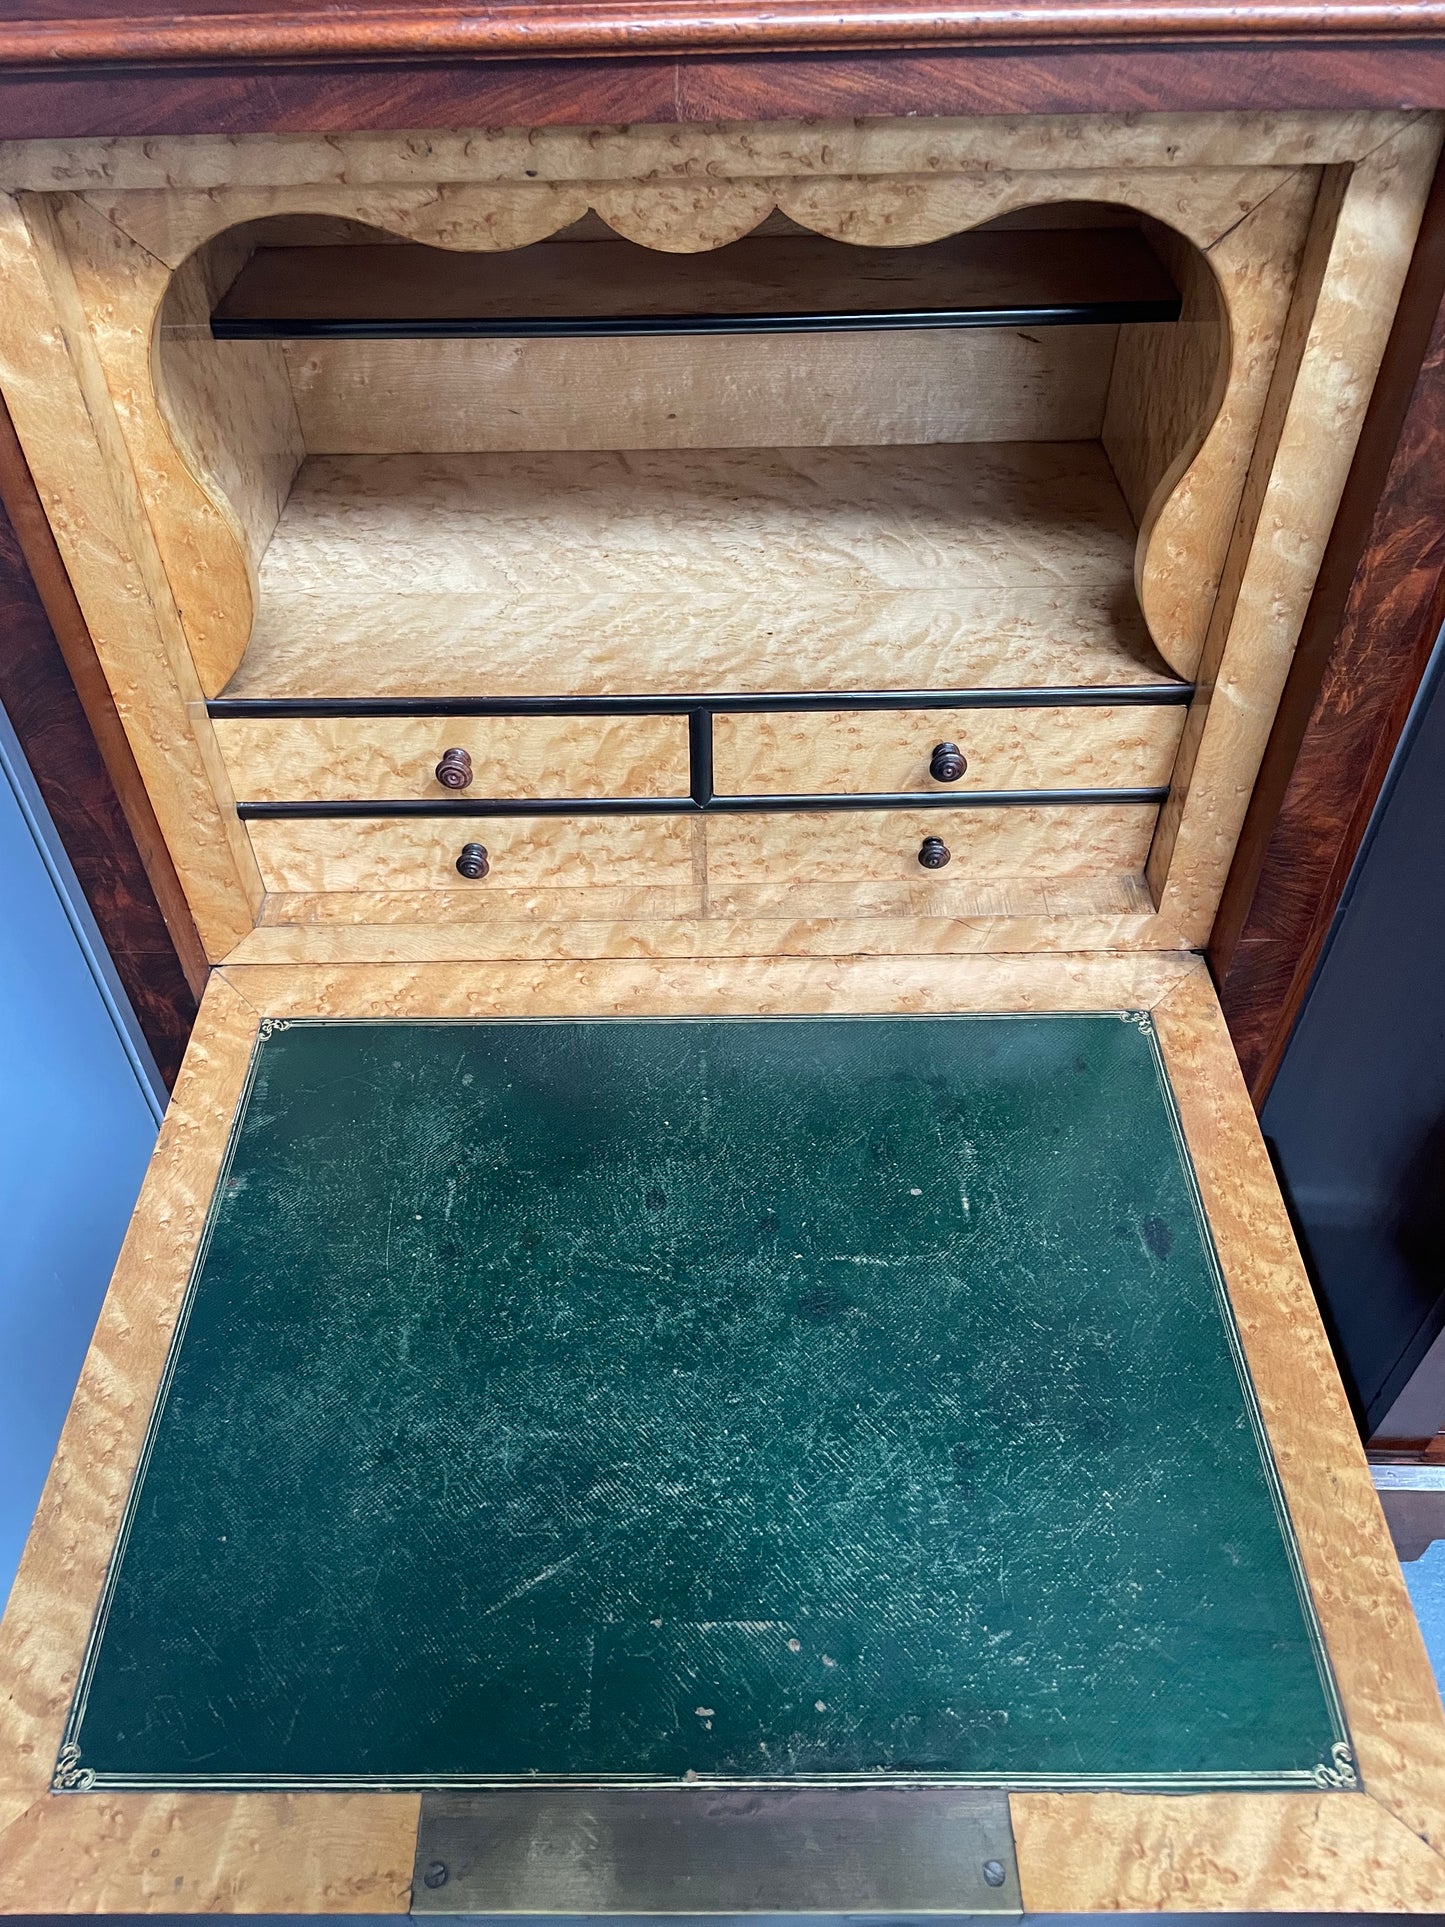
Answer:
top-left (0, 700), bottom-right (163, 1609)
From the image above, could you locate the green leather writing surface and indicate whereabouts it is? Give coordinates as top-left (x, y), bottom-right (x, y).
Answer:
top-left (60, 1014), bottom-right (1348, 1791)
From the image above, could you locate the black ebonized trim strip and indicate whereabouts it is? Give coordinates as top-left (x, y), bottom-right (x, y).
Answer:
top-left (211, 299), bottom-right (1181, 342)
top-left (208, 684), bottom-right (1193, 720)
top-left (689, 707), bottom-right (714, 808)
top-left (237, 787), bottom-right (1170, 819)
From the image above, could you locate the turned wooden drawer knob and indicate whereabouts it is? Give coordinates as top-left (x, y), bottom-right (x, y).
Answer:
top-left (455, 842), bottom-right (490, 880)
top-left (435, 747), bottom-right (474, 790)
top-left (929, 742), bottom-right (968, 783)
top-left (918, 835), bottom-right (951, 870)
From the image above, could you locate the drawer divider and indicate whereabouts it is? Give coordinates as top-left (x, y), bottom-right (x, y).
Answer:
top-left (234, 786), bottom-right (1172, 819)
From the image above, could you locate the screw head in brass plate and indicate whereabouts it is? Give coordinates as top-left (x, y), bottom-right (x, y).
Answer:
top-left (455, 842), bottom-right (490, 880)
top-left (918, 835), bottom-right (951, 870)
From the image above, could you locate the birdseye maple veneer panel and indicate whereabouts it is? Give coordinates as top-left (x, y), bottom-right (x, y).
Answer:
top-left (224, 443), bottom-right (1170, 704)
top-left (0, 112), bottom-right (1434, 964)
top-left (212, 713), bottom-right (692, 803)
top-left (281, 325), bottom-right (1124, 457)
top-left (245, 812), bottom-right (701, 892)
top-left (244, 805), bottom-right (1157, 893)
top-left (712, 705), bottom-right (1186, 796)
top-left (215, 708), bottom-right (1178, 808)
top-left (702, 804), bottom-right (1160, 887)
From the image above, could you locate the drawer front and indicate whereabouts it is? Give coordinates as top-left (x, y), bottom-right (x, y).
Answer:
top-left (712, 706), bottom-right (1182, 796)
top-left (214, 714), bottom-right (691, 803)
top-left (705, 804), bottom-right (1158, 885)
top-left (247, 814), bottom-right (697, 892)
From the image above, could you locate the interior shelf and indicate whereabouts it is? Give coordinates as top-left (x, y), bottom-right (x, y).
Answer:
top-left (220, 443), bottom-right (1182, 704)
top-left (211, 229), bottom-right (1182, 340)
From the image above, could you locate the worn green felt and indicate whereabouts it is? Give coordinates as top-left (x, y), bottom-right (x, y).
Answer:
top-left (65, 1014), bottom-right (1346, 1790)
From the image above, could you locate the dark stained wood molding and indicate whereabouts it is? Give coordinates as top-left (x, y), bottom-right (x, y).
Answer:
top-left (1210, 146), bottom-right (1445, 1105)
top-left (0, 46), bottom-right (1440, 140)
top-left (672, 42), bottom-right (1445, 118)
top-left (7, 31), bottom-right (1445, 134)
top-left (5, 0), bottom-right (1445, 67)
top-left (0, 393), bottom-right (204, 1089)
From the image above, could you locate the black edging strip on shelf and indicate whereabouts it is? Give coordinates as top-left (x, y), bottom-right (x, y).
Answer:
top-left (211, 298), bottom-right (1182, 342)
top-left (238, 788), bottom-right (1170, 820)
top-left (207, 684), bottom-right (1194, 720)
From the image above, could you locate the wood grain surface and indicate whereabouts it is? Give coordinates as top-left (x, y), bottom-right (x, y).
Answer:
top-left (246, 811), bottom-right (701, 892)
top-left (711, 705), bottom-right (1183, 795)
top-left (6, 114), bottom-right (1363, 969)
top-left (102, 157), bottom-right (1282, 273)
top-left (5, 49), bottom-right (1445, 141)
top-left (1013, 966), bottom-right (1445, 1906)
top-left (224, 901), bottom-right (1164, 965)
top-left (1212, 146), bottom-right (1445, 1100)
top-left (60, 189), bottom-right (280, 706)
top-left (704, 803), bottom-right (1159, 886)
top-left (0, 974), bottom-right (419, 1911)
top-left (214, 949), bottom-right (1203, 1021)
top-left (213, 713), bottom-right (691, 803)
top-left (5, 0), bottom-right (1445, 68)
top-left (0, 114), bottom-right (1412, 193)
top-left (1150, 118), bottom-right (1440, 946)
top-left (1153, 969), bottom-right (1445, 1847)
top-left (235, 871), bottom-right (1161, 958)
top-left (0, 393), bottom-right (201, 1084)
top-left (0, 95), bottom-right (1435, 1096)
top-left (0, 189), bottom-right (266, 957)
top-left (158, 229), bottom-right (304, 653)
top-left (1012, 1786), bottom-right (1445, 1911)
top-left (281, 326), bottom-right (1121, 457)
top-left (226, 590), bottom-right (1170, 705)
top-left (248, 442), bottom-right (1142, 592)
top-left (227, 443), bottom-right (1163, 705)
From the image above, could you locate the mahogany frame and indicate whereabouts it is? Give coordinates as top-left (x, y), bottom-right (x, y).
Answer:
top-left (1211, 142), bottom-right (1445, 1099)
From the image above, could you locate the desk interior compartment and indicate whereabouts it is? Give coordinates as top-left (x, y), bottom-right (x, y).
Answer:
top-left (154, 204), bottom-right (1226, 919)
top-left (181, 210), bottom-right (1207, 711)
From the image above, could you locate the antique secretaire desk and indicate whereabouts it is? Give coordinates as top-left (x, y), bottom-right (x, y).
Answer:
top-left (3, 3), bottom-right (1445, 1914)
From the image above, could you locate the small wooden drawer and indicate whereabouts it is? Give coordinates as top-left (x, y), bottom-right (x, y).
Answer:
top-left (246, 814), bottom-right (697, 892)
top-left (711, 706), bottom-right (1183, 796)
top-left (212, 714), bottom-right (691, 803)
top-left (705, 803), bottom-right (1159, 885)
